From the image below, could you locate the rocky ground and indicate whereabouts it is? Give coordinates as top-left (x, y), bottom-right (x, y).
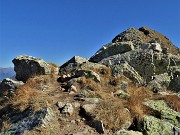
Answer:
top-left (0, 26), bottom-right (180, 135)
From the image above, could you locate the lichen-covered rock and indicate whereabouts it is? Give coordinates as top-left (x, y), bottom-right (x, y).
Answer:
top-left (90, 41), bottom-right (134, 63)
top-left (147, 73), bottom-right (171, 92)
top-left (0, 78), bottom-right (24, 96)
top-left (12, 55), bottom-right (51, 82)
top-left (4, 107), bottom-right (54, 135)
top-left (114, 129), bottom-right (143, 135)
top-left (145, 100), bottom-right (180, 128)
top-left (100, 49), bottom-right (180, 84)
top-left (143, 116), bottom-right (180, 135)
top-left (111, 62), bottom-right (144, 85)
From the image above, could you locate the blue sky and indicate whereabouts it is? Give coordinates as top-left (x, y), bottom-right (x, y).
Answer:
top-left (0, 0), bottom-right (180, 67)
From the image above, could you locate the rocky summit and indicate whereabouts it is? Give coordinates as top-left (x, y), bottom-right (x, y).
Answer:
top-left (0, 26), bottom-right (180, 135)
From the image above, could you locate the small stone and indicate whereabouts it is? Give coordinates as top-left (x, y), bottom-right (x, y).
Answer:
top-left (62, 103), bottom-right (74, 116)
top-left (56, 101), bottom-right (65, 108)
top-left (82, 104), bottom-right (96, 114)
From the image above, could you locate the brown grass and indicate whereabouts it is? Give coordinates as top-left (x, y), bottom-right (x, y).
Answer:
top-left (163, 95), bottom-right (180, 112)
top-left (125, 86), bottom-right (154, 125)
top-left (93, 99), bottom-right (131, 131)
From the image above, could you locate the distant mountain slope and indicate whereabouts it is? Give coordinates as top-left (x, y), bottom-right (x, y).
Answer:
top-left (0, 67), bottom-right (15, 80)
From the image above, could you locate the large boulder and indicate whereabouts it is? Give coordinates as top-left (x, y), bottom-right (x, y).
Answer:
top-left (59, 56), bottom-right (88, 74)
top-left (89, 41), bottom-right (134, 63)
top-left (147, 73), bottom-right (171, 92)
top-left (111, 62), bottom-right (144, 85)
top-left (143, 116), bottom-right (180, 135)
top-left (144, 100), bottom-right (180, 128)
top-left (3, 107), bottom-right (54, 135)
top-left (12, 55), bottom-right (51, 82)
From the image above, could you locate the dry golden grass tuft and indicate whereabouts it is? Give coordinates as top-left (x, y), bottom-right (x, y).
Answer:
top-left (162, 95), bottom-right (180, 112)
top-left (93, 99), bottom-right (131, 131)
top-left (124, 86), bottom-right (153, 127)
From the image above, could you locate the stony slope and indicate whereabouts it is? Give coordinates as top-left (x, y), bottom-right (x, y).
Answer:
top-left (0, 27), bottom-right (180, 135)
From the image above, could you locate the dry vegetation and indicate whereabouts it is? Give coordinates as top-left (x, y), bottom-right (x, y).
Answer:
top-left (0, 64), bottom-right (179, 133)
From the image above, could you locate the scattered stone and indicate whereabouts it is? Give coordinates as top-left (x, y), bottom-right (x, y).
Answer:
top-left (114, 90), bottom-right (129, 99)
top-left (68, 85), bottom-right (77, 92)
top-left (56, 101), bottom-right (65, 108)
top-left (83, 98), bottom-right (100, 104)
top-left (12, 55), bottom-right (51, 82)
top-left (81, 104), bottom-right (96, 114)
top-left (62, 103), bottom-right (74, 116)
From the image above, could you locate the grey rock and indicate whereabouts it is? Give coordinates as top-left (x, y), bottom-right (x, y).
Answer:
top-left (12, 55), bottom-right (51, 82)
top-left (147, 73), bottom-right (171, 92)
top-left (81, 104), bottom-right (96, 114)
top-left (143, 115), bottom-right (180, 135)
top-left (100, 49), bottom-right (180, 84)
top-left (0, 78), bottom-right (24, 96)
top-left (114, 129), bottom-right (143, 135)
top-left (111, 62), bottom-right (144, 85)
top-left (144, 100), bottom-right (180, 128)
top-left (75, 70), bottom-right (100, 82)
top-left (61, 103), bottom-right (74, 116)
top-left (90, 41), bottom-right (134, 63)
top-left (5, 107), bottom-right (54, 135)
top-left (168, 66), bottom-right (180, 92)
top-left (141, 42), bottom-right (162, 52)
top-left (59, 56), bottom-right (88, 74)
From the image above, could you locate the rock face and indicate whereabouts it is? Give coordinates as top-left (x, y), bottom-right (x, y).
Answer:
top-left (59, 56), bottom-right (88, 74)
top-left (90, 41), bottom-right (134, 62)
top-left (12, 55), bottom-right (51, 82)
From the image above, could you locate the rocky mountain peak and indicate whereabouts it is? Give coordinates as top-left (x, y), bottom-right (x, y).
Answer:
top-left (112, 26), bottom-right (179, 54)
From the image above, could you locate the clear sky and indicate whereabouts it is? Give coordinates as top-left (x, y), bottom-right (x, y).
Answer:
top-left (0, 0), bottom-right (180, 67)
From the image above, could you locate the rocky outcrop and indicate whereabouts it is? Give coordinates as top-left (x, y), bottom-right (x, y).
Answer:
top-left (112, 26), bottom-right (179, 54)
top-left (12, 55), bottom-right (51, 82)
top-left (4, 107), bottom-right (54, 135)
top-left (143, 116), bottom-right (180, 135)
top-left (59, 56), bottom-right (88, 74)
top-left (75, 70), bottom-right (100, 82)
top-left (90, 41), bottom-right (134, 63)
top-left (145, 100), bottom-right (180, 128)
top-left (111, 62), bottom-right (144, 85)
top-left (0, 78), bottom-right (24, 97)
top-left (100, 49), bottom-right (180, 84)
